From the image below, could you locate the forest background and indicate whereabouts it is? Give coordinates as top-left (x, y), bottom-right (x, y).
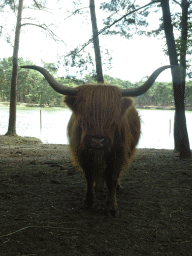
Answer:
top-left (1, 57), bottom-right (192, 108)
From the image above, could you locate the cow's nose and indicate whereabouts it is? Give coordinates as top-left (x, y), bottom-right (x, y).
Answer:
top-left (91, 137), bottom-right (105, 148)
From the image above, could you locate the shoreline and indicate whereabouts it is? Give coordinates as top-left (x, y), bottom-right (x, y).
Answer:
top-left (0, 135), bottom-right (175, 152)
top-left (1, 101), bottom-right (192, 111)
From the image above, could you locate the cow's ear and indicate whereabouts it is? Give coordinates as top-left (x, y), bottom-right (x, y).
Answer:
top-left (64, 95), bottom-right (77, 112)
top-left (121, 97), bottom-right (133, 115)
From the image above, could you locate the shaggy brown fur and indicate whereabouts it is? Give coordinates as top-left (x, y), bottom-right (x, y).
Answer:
top-left (64, 83), bottom-right (140, 217)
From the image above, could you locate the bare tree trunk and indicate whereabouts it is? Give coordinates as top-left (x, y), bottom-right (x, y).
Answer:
top-left (161, 0), bottom-right (191, 158)
top-left (180, 0), bottom-right (189, 73)
top-left (89, 0), bottom-right (104, 83)
top-left (175, 0), bottom-right (191, 158)
top-left (6, 0), bottom-right (24, 136)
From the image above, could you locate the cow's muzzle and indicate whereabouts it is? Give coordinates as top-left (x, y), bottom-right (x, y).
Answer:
top-left (83, 135), bottom-right (111, 152)
top-left (91, 137), bottom-right (105, 149)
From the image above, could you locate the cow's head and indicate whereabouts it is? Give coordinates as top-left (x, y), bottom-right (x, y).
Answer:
top-left (64, 83), bottom-right (134, 151)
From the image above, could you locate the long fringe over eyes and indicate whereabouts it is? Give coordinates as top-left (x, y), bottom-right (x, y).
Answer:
top-left (76, 84), bottom-right (122, 141)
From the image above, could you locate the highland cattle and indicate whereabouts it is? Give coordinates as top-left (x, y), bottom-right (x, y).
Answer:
top-left (21, 65), bottom-right (172, 217)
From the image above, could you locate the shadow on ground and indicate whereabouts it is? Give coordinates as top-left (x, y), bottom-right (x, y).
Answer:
top-left (0, 138), bottom-right (191, 255)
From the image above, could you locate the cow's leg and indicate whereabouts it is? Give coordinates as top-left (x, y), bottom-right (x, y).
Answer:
top-left (84, 173), bottom-right (95, 208)
top-left (105, 175), bottom-right (119, 217)
top-left (105, 152), bottom-right (123, 217)
top-left (105, 163), bottom-right (123, 218)
top-left (77, 150), bottom-right (96, 208)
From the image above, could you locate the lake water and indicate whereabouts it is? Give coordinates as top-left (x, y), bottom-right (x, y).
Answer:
top-left (0, 107), bottom-right (192, 149)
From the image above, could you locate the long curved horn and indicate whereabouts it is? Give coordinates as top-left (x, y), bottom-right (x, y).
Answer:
top-left (21, 65), bottom-right (174, 97)
top-left (120, 65), bottom-right (174, 97)
top-left (21, 65), bottom-right (78, 96)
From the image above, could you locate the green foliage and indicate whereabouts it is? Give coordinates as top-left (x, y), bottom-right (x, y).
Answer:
top-left (135, 81), bottom-right (174, 106)
top-left (100, 0), bottom-right (152, 38)
top-left (185, 80), bottom-right (192, 105)
top-left (0, 0), bottom-right (15, 10)
top-left (104, 74), bottom-right (133, 89)
top-left (0, 57), bottom-right (192, 107)
top-left (0, 57), bottom-right (76, 106)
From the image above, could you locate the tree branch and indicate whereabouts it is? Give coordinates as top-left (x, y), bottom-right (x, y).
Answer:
top-left (172, 0), bottom-right (181, 6)
top-left (33, 0), bottom-right (41, 9)
top-left (63, 7), bottom-right (89, 21)
top-left (65, 0), bottom-right (161, 58)
top-left (21, 23), bottom-right (67, 45)
top-left (33, 0), bottom-right (47, 10)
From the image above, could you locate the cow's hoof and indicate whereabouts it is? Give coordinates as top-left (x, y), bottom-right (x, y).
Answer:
top-left (83, 199), bottom-right (92, 208)
top-left (83, 196), bottom-right (95, 208)
top-left (109, 209), bottom-right (119, 218)
top-left (106, 206), bottom-right (119, 218)
top-left (116, 184), bottom-right (123, 192)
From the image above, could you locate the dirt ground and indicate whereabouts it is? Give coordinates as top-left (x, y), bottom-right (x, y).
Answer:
top-left (0, 135), bottom-right (191, 256)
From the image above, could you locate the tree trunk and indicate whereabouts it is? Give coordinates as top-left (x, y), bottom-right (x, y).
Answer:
top-left (175, 0), bottom-right (191, 157)
top-left (6, 0), bottom-right (24, 136)
top-left (161, 0), bottom-right (191, 158)
top-left (180, 0), bottom-right (189, 74)
top-left (89, 0), bottom-right (104, 83)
